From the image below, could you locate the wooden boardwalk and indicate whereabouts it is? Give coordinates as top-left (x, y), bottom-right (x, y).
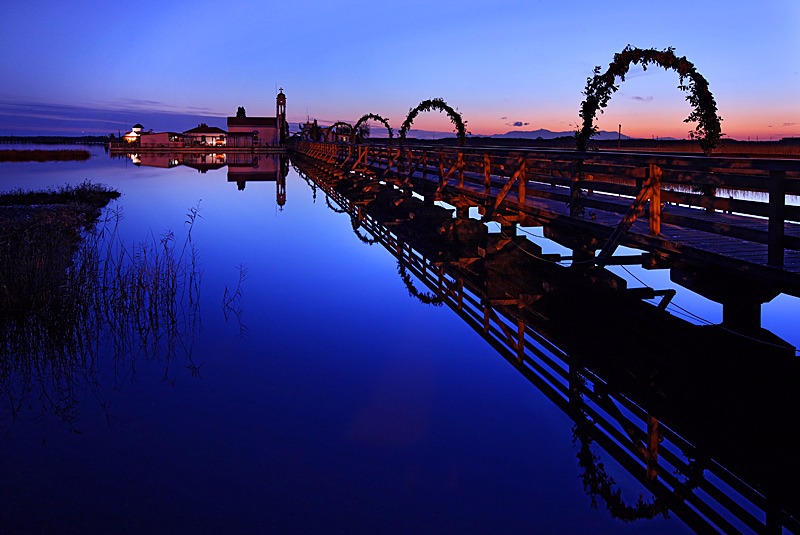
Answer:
top-left (293, 155), bottom-right (800, 534)
top-left (292, 141), bottom-right (800, 297)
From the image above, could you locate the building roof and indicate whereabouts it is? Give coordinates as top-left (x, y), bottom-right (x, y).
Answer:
top-left (184, 124), bottom-right (227, 135)
top-left (133, 123), bottom-right (144, 128)
top-left (228, 116), bottom-right (277, 127)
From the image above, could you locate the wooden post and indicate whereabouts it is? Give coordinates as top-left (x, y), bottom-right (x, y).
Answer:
top-left (484, 153), bottom-right (491, 195)
top-left (518, 157), bottom-right (527, 208)
top-left (646, 415), bottom-right (659, 480)
top-left (569, 159), bottom-right (581, 216)
top-left (649, 164), bottom-right (662, 236)
top-left (768, 169), bottom-right (786, 267)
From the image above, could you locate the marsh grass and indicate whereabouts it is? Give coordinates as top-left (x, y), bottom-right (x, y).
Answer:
top-left (0, 149), bottom-right (91, 163)
top-left (0, 179), bottom-right (120, 207)
top-left (0, 184), bottom-right (202, 430)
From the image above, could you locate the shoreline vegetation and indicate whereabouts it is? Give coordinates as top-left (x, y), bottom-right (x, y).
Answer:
top-left (0, 149), bottom-right (91, 162)
top-left (0, 135), bottom-right (110, 145)
top-left (1, 181), bottom-right (202, 428)
top-left (0, 180), bottom-right (120, 208)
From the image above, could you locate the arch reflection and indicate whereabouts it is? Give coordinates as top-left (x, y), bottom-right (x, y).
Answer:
top-left (292, 155), bottom-right (800, 534)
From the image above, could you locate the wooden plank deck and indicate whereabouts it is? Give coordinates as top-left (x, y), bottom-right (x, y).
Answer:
top-left (445, 177), bottom-right (800, 273)
top-left (292, 141), bottom-right (800, 296)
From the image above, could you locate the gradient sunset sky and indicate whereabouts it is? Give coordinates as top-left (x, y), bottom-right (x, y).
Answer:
top-left (1, 0), bottom-right (798, 140)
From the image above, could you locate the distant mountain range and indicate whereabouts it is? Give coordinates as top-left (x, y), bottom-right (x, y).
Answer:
top-left (491, 129), bottom-right (631, 140)
top-left (370, 128), bottom-right (632, 140)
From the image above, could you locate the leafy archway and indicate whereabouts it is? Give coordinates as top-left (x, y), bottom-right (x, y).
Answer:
top-left (576, 46), bottom-right (722, 155)
top-left (353, 113), bottom-right (394, 141)
top-left (399, 98), bottom-right (467, 146)
top-left (324, 121), bottom-right (354, 142)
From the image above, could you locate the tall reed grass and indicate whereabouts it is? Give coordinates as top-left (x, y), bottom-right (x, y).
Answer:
top-left (0, 184), bottom-right (202, 430)
top-left (0, 149), bottom-right (91, 162)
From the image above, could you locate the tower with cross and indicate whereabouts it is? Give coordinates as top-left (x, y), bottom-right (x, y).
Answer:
top-left (276, 88), bottom-right (286, 145)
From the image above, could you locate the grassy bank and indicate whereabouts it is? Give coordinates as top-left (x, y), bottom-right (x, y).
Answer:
top-left (1, 182), bottom-right (202, 427)
top-left (0, 180), bottom-right (120, 207)
top-left (0, 181), bottom-right (121, 311)
top-left (0, 149), bottom-right (92, 162)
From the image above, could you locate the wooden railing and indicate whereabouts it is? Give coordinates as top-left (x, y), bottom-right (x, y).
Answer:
top-left (291, 141), bottom-right (800, 267)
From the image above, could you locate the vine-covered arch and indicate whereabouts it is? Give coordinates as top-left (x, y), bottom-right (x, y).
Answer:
top-left (576, 46), bottom-right (722, 155)
top-left (324, 121), bottom-right (354, 142)
top-left (353, 113), bottom-right (394, 140)
top-left (399, 98), bottom-right (467, 146)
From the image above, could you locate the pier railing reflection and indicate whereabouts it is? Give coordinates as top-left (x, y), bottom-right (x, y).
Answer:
top-left (293, 155), bottom-right (800, 534)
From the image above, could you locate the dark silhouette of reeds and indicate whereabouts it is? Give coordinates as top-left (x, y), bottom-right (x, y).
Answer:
top-left (0, 149), bottom-right (91, 162)
top-left (0, 183), bottom-right (202, 430)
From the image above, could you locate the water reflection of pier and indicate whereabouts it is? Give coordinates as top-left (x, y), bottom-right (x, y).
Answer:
top-left (293, 141), bottom-right (800, 339)
top-left (293, 155), bottom-right (800, 534)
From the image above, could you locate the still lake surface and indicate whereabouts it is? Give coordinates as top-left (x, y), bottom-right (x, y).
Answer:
top-left (1, 145), bottom-right (798, 533)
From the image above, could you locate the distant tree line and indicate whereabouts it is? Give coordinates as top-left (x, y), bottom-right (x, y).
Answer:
top-left (0, 135), bottom-right (111, 144)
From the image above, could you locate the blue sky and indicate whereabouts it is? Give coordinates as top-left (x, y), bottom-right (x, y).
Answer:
top-left (1, 0), bottom-right (798, 139)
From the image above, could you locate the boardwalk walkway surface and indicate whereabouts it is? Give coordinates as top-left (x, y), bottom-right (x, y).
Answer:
top-left (292, 141), bottom-right (800, 297)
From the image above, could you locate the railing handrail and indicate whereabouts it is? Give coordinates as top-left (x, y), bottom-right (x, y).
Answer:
top-left (290, 139), bottom-right (800, 174)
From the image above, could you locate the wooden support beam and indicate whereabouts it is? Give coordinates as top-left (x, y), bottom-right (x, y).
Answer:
top-left (484, 153), bottom-right (491, 195)
top-left (518, 157), bottom-right (527, 212)
top-left (601, 253), bottom-right (650, 266)
top-left (483, 156), bottom-right (527, 221)
top-left (569, 159), bottom-right (583, 217)
top-left (379, 149), bottom-right (401, 180)
top-left (646, 416), bottom-right (659, 480)
top-left (596, 169), bottom-right (658, 266)
top-left (648, 164), bottom-right (662, 236)
top-left (768, 169), bottom-right (786, 267)
top-left (351, 146), bottom-right (367, 170)
top-left (436, 152), bottom-right (462, 195)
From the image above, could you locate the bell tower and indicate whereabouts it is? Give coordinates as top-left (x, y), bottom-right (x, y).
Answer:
top-left (276, 88), bottom-right (286, 146)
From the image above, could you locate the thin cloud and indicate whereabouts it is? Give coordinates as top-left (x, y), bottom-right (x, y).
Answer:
top-left (504, 120), bottom-right (530, 127)
top-left (0, 107), bottom-right (128, 126)
top-left (0, 98), bottom-right (229, 136)
top-left (116, 98), bottom-right (173, 107)
top-left (631, 96), bottom-right (654, 102)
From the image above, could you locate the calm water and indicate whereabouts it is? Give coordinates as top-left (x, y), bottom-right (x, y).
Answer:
top-left (1, 145), bottom-right (797, 534)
